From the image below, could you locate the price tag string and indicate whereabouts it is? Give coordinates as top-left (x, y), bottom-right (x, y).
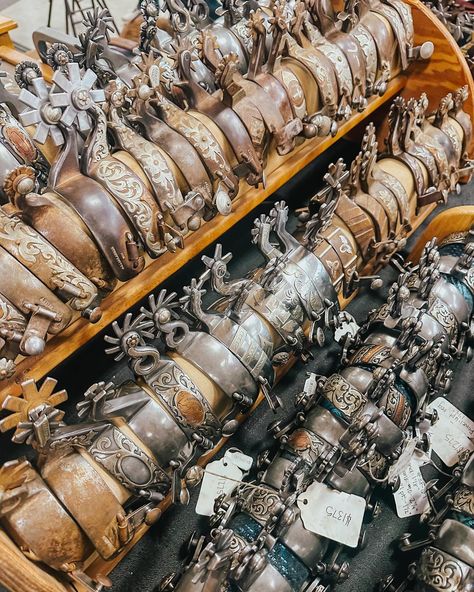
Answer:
top-left (202, 470), bottom-right (276, 495)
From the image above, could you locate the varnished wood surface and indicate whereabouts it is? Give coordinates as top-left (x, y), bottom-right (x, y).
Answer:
top-left (0, 530), bottom-right (73, 592)
top-left (0, 75), bottom-right (407, 403)
top-left (409, 205), bottom-right (474, 262)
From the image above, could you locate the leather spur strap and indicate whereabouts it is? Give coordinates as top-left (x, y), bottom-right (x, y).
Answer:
top-left (49, 126), bottom-right (144, 281)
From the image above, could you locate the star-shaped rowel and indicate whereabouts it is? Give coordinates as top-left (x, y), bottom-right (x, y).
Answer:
top-left (19, 74), bottom-right (65, 146)
top-left (0, 458), bottom-right (30, 495)
top-left (0, 377), bottom-right (67, 445)
top-left (104, 312), bottom-right (154, 362)
top-left (49, 62), bottom-right (105, 133)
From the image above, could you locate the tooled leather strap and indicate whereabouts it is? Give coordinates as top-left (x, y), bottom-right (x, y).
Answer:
top-left (16, 191), bottom-right (116, 293)
top-left (132, 101), bottom-right (213, 203)
top-left (0, 208), bottom-right (99, 313)
top-left (335, 192), bottom-right (375, 260)
top-left (150, 97), bottom-right (239, 197)
top-left (173, 52), bottom-right (263, 185)
top-left (49, 127), bottom-right (144, 282)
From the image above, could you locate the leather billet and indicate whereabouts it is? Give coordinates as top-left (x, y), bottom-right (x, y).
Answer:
top-left (0, 207), bottom-right (101, 319)
top-left (0, 245), bottom-right (71, 355)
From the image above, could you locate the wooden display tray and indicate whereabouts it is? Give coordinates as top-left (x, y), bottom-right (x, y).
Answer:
top-left (0, 1), bottom-right (473, 590)
top-left (0, 0), bottom-right (472, 404)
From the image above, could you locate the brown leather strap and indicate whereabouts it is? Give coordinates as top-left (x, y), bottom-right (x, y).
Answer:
top-left (131, 101), bottom-right (213, 203)
top-left (49, 127), bottom-right (144, 281)
top-left (335, 192), bottom-right (375, 260)
top-left (16, 191), bottom-right (116, 293)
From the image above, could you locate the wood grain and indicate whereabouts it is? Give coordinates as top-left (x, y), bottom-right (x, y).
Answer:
top-left (409, 206), bottom-right (474, 262)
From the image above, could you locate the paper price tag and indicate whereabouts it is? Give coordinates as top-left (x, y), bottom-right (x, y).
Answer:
top-left (297, 482), bottom-right (366, 548)
top-left (225, 448), bottom-right (254, 471)
top-left (195, 450), bottom-right (253, 517)
top-left (427, 398), bottom-right (474, 467)
top-left (388, 438), bottom-right (417, 482)
top-left (393, 460), bottom-right (429, 518)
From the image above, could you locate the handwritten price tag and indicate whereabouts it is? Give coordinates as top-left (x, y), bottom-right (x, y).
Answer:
top-left (195, 450), bottom-right (253, 516)
top-left (427, 398), bottom-right (474, 467)
top-left (393, 460), bottom-right (429, 518)
top-left (297, 482), bottom-right (366, 548)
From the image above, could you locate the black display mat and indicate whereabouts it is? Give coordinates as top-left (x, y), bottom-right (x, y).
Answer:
top-left (1, 140), bottom-right (473, 592)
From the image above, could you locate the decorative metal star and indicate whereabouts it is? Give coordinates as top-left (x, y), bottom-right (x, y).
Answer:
top-left (0, 378), bottom-right (67, 444)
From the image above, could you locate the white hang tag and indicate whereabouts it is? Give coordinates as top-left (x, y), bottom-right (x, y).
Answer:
top-left (393, 460), bottom-right (429, 518)
top-left (297, 482), bottom-right (366, 548)
top-left (388, 438), bottom-right (417, 482)
top-left (334, 314), bottom-right (360, 344)
top-left (225, 449), bottom-right (254, 472)
top-left (427, 398), bottom-right (474, 467)
top-left (195, 458), bottom-right (243, 517)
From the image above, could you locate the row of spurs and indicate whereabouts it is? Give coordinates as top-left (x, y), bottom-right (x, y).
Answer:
top-left (0, 223), bottom-right (472, 591)
top-left (0, 65), bottom-right (471, 372)
top-left (0, 0), bottom-right (446, 373)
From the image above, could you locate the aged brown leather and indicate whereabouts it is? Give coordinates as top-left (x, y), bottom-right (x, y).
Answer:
top-left (0, 207), bottom-right (101, 320)
top-left (49, 126), bottom-right (145, 281)
top-left (0, 245), bottom-right (72, 355)
top-left (83, 104), bottom-right (181, 256)
top-left (180, 38), bottom-right (263, 184)
top-left (12, 190), bottom-right (116, 293)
